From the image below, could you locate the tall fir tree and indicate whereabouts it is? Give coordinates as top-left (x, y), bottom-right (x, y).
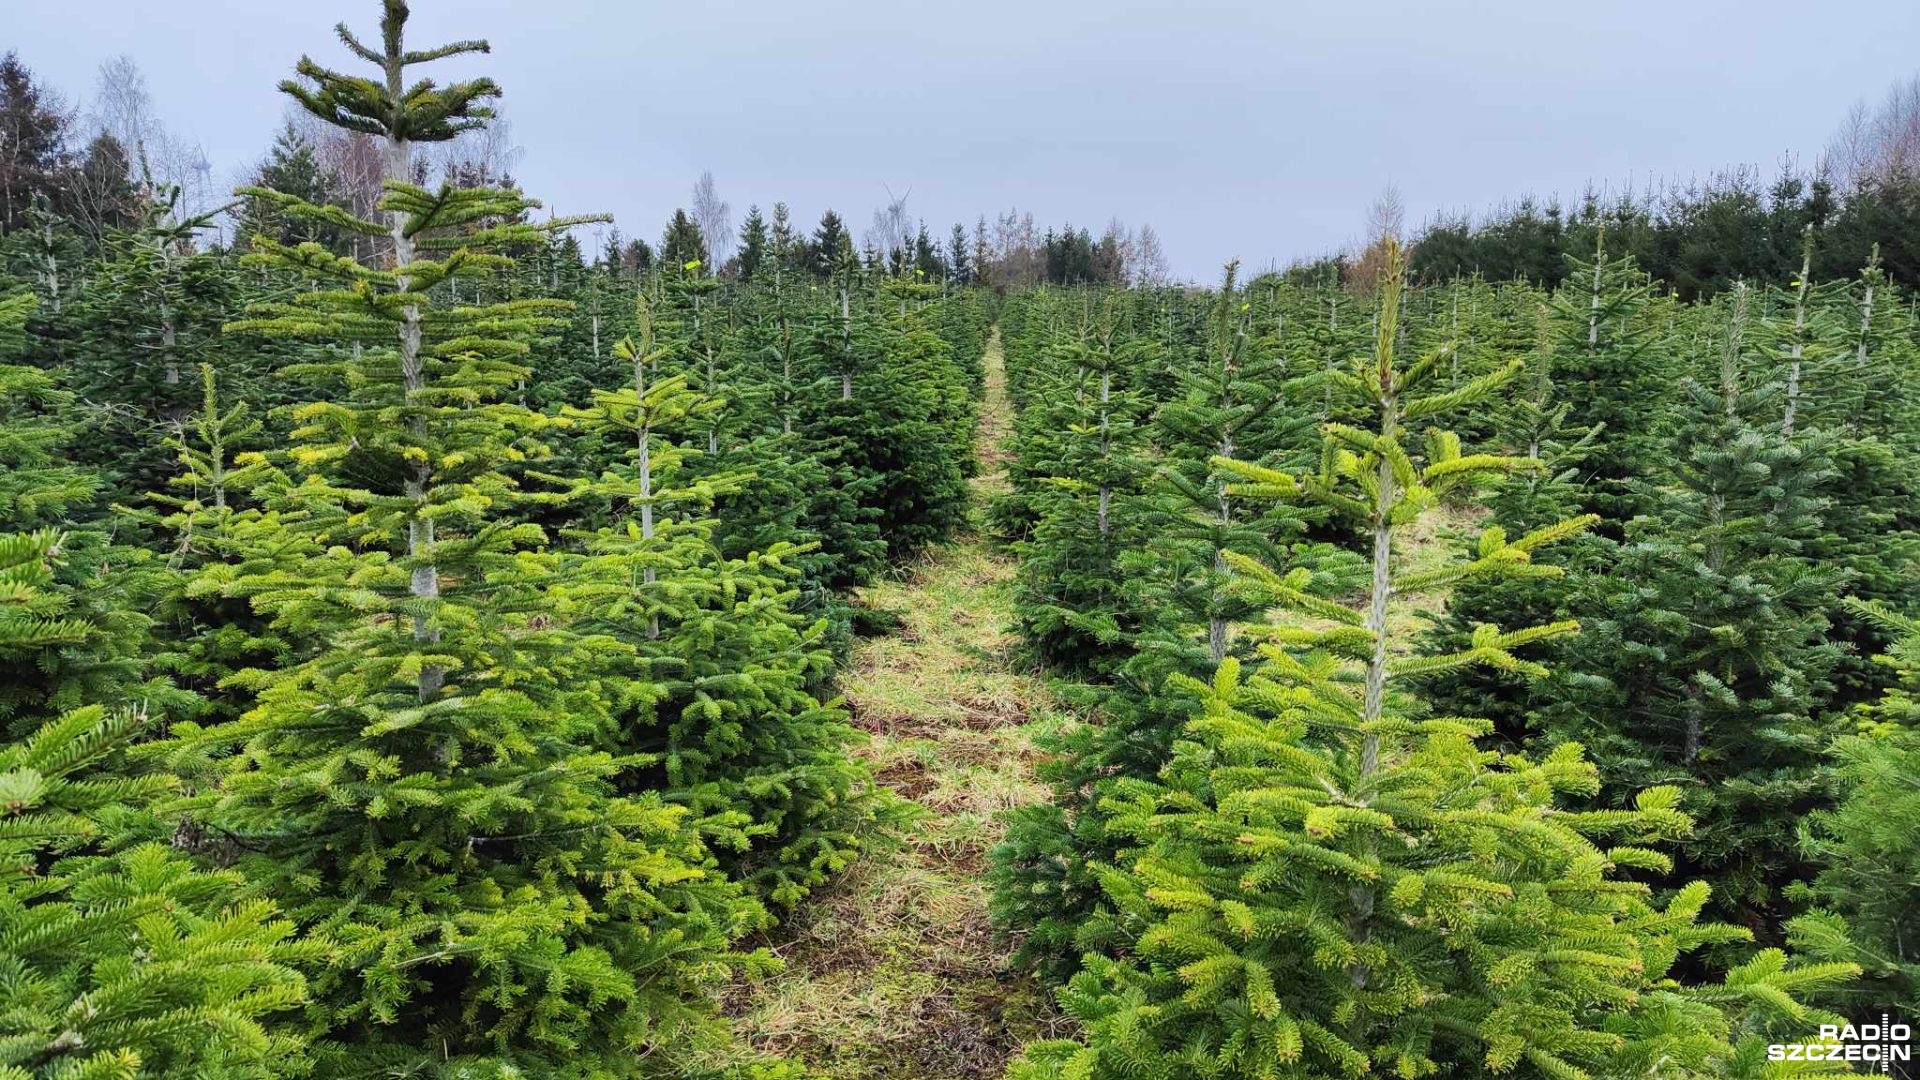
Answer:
top-left (1546, 230), bottom-right (1673, 521)
top-left (558, 304), bottom-right (879, 909)
top-left (165, 5), bottom-right (771, 1071)
top-left (1007, 298), bottom-right (1153, 676)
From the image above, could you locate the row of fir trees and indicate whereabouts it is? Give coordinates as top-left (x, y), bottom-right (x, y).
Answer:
top-left (989, 235), bottom-right (1920, 1077)
top-left (0, 3), bottom-right (989, 1076)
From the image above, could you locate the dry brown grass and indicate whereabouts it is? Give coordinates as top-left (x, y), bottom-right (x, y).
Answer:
top-left (723, 331), bottom-right (1065, 1080)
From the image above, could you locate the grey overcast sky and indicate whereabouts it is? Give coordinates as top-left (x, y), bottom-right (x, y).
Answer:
top-left (10, 0), bottom-right (1920, 280)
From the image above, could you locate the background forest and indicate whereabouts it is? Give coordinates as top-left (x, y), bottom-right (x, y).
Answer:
top-left (3, 3), bottom-right (1920, 1078)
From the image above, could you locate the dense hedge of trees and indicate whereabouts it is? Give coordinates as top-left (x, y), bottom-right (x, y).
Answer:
top-left (1400, 170), bottom-right (1920, 301)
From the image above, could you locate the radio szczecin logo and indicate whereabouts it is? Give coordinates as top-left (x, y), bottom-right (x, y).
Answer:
top-left (1768, 1016), bottom-right (1911, 1072)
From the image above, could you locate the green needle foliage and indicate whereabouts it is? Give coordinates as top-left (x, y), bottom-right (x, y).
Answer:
top-left (1008, 297), bottom-right (1154, 676)
top-left (560, 317), bottom-right (879, 911)
top-left (162, 5), bottom-right (772, 1072)
top-left (0, 293), bottom-right (97, 531)
top-left (1546, 230), bottom-right (1674, 522)
top-left (1007, 243), bottom-right (1856, 1080)
top-left (1539, 284), bottom-right (1847, 932)
top-left (1793, 598), bottom-right (1920, 1027)
top-left (0, 530), bottom-right (323, 1079)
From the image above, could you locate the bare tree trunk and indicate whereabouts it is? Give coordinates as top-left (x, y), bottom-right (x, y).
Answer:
top-left (382, 59), bottom-right (440, 702)
top-left (39, 216), bottom-right (61, 314)
top-left (781, 321), bottom-right (795, 436)
top-left (1347, 262), bottom-right (1406, 997)
top-left (1857, 277), bottom-right (1875, 366)
top-left (629, 347), bottom-right (660, 640)
top-left (1097, 367), bottom-right (1111, 539)
top-left (1783, 235), bottom-right (1812, 437)
top-left (1360, 323), bottom-right (1401, 768)
top-left (1683, 684), bottom-right (1705, 765)
top-left (1587, 247), bottom-right (1602, 349)
top-left (839, 287), bottom-right (853, 400)
top-left (161, 311), bottom-right (179, 385)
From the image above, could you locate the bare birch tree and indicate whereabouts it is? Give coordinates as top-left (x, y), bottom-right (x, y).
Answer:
top-left (691, 169), bottom-right (732, 267)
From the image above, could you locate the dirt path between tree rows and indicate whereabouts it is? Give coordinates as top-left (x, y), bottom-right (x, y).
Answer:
top-left (724, 329), bottom-right (1066, 1079)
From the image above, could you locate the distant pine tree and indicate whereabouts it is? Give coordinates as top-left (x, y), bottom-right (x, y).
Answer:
top-left (660, 207), bottom-right (708, 272)
top-left (735, 203), bottom-right (768, 281)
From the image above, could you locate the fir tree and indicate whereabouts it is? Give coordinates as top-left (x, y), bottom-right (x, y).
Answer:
top-left (1798, 248), bottom-right (1920, 701)
top-left (1008, 297), bottom-right (1153, 675)
top-left (167, 5), bottom-right (768, 1070)
top-left (1008, 241), bottom-right (1857, 1080)
top-left (1418, 308), bottom-right (1608, 749)
top-left (560, 316), bottom-right (877, 908)
top-left (130, 364), bottom-right (287, 727)
top-left (1547, 230), bottom-right (1673, 520)
top-left (1539, 284), bottom-right (1846, 933)
top-left (1133, 261), bottom-right (1312, 668)
top-left (62, 183), bottom-right (250, 497)
top-left (0, 292), bottom-right (96, 530)
top-left (1761, 227), bottom-right (1847, 439)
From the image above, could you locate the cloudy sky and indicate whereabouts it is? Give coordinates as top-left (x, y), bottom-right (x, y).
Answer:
top-left (11, 0), bottom-right (1920, 280)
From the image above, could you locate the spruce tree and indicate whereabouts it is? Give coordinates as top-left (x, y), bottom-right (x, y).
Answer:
top-left (660, 209), bottom-right (708, 271)
top-left (769, 202), bottom-right (802, 277)
top-left (235, 121), bottom-right (350, 254)
top-left (948, 221), bottom-right (971, 284)
top-left (735, 204), bottom-right (768, 282)
top-left (0, 54), bottom-right (70, 234)
top-left (810, 210), bottom-right (852, 277)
